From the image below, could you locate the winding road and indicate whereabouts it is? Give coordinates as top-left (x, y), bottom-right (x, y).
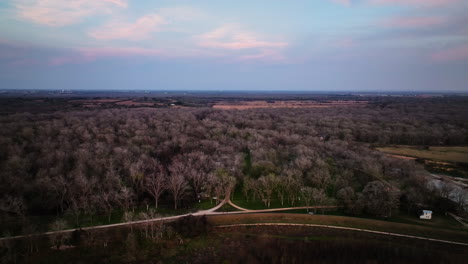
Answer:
top-left (1, 198), bottom-right (467, 247)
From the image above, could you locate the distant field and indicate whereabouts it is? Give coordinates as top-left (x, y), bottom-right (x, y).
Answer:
top-left (212, 100), bottom-right (367, 110)
top-left (376, 146), bottom-right (468, 163)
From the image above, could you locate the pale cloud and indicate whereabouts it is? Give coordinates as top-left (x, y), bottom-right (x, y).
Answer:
top-left (89, 14), bottom-right (165, 41)
top-left (158, 6), bottom-right (205, 22)
top-left (239, 49), bottom-right (288, 63)
top-left (198, 24), bottom-right (288, 50)
top-left (369, 0), bottom-right (459, 6)
top-left (15, 0), bottom-right (127, 26)
top-left (331, 0), bottom-right (352, 6)
top-left (432, 44), bottom-right (468, 61)
top-left (48, 47), bottom-right (164, 65)
top-left (384, 16), bottom-right (446, 28)
top-left (47, 46), bottom-right (224, 65)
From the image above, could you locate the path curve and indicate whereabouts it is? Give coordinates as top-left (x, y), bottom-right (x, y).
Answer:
top-left (227, 199), bottom-right (338, 213)
top-left (0, 199), bottom-right (228, 241)
top-left (1, 198), bottom-right (464, 249)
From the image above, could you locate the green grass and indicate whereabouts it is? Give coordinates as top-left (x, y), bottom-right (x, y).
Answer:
top-left (389, 212), bottom-right (463, 231)
top-left (195, 199), bottom-right (218, 210)
top-left (376, 145), bottom-right (468, 163)
top-left (230, 189), bottom-right (306, 210)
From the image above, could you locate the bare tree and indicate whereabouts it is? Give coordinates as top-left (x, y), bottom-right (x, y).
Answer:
top-left (337, 187), bottom-right (358, 214)
top-left (275, 176), bottom-right (287, 206)
top-left (257, 174), bottom-right (277, 207)
top-left (360, 181), bottom-right (400, 218)
top-left (214, 168), bottom-right (237, 201)
top-left (119, 186), bottom-right (135, 212)
top-left (454, 188), bottom-right (467, 212)
top-left (242, 177), bottom-right (254, 202)
top-left (185, 152), bottom-right (211, 200)
top-left (167, 159), bottom-right (190, 210)
top-left (284, 170), bottom-right (302, 206)
top-left (301, 187), bottom-right (314, 212)
top-left (311, 188), bottom-right (327, 213)
top-left (144, 164), bottom-right (166, 209)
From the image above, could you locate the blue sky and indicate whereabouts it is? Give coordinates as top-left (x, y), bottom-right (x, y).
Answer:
top-left (1, 0), bottom-right (467, 91)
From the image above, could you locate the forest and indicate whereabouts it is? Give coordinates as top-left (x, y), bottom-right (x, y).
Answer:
top-left (0, 95), bottom-right (467, 235)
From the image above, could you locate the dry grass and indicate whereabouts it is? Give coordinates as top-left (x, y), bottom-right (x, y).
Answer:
top-left (115, 100), bottom-right (155, 106)
top-left (213, 100), bottom-right (367, 110)
top-left (207, 213), bottom-right (468, 243)
top-left (377, 146), bottom-right (468, 163)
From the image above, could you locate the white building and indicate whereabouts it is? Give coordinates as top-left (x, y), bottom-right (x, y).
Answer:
top-left (420, 210), bottom-right (432, 220)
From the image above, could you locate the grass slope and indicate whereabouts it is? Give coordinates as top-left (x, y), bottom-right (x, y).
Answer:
top-left (207, 213), bottom-right (468, 244)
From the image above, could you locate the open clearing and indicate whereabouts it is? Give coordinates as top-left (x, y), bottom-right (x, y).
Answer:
top-left (212, 100), bottom-right (367, 110)
top-left (207, 213), bottom-right (468, 244)
top-left (377, 145), bottom-right (468, 163)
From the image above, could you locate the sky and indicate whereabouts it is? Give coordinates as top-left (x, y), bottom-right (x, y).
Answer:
top-left (0, 0), bottom-right (467, 92)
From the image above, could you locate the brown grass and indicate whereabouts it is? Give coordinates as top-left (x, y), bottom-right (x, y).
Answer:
top-left (212, 100), bottom-right (367, 110)
top-left (377, 145), bottom-right (468, 163)
top-left (115, 100), bottom-right (155, 106)
top-left (207, 213), bottom-right (468, 243)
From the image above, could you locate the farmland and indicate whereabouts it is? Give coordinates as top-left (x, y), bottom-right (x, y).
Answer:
top-left (212, 100), bottom-right (367, 109)
top-left (376, 146), bottom-right (468, 163)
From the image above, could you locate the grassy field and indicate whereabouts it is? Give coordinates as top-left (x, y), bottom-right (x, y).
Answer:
top-left (207, 213), bottom-right (468, 244)
top-left (376, 145), bottom-right (468, 163)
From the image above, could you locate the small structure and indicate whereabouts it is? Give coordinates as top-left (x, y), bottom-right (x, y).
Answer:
top-left (318, 133), bottom-right (330, 141)
top-left (420, 210), bottom-right (432, 220)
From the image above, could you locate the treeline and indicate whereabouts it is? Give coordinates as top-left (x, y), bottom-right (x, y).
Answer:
top-left (0, 98), bottom-right (467, 223)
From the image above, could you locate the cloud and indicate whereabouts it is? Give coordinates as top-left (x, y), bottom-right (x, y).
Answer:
top-left (331, 0), bottom-right (352, 6)
top-left (432, 45), bottom-right (468, 61)
top-left (15, 0), bottom-right (127, 26)
top-left (384, 16), bottom-right (446, 28)
top-left (369, 0), bottom-right (459, 6)
top-left (239, 49), bottom-right (287, 63)
top-left (48, 47), bottom-right (165, 65)
top-left (89, 14), bottom-right (165, 41)
top-left (47, 46), bottom-right (225, 66)
top-left (158, 6), bottom-right (205, 22)
top-left (198, 24), bottom-right (288, 50)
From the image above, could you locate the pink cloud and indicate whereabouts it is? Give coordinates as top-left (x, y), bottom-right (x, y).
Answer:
top-left (331, 0), bottom-right (352, 6)
top-left (89, 14), bottom-right (165, 41)
top-left (369, 0), bottom-right (459, 6)
top-left (432, 45), bottom-right (468, 61)
top-left (198, 24), bottom-right (288, 50)
top-left (80, 47), bottom-right (164, 58)
top-left (384, 16), bottom-right (446, 28)
top-left (15, 0), bottom-right (127, 26)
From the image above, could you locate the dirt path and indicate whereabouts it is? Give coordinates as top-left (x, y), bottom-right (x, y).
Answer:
top-left (217, 223), bottom-right (468, 247)
top-left (227, 200), bottom-right (338, 213)
top-left (0, 198), bottom-right (463, 248)
top-left (448, 213), bottom-right (468, 227)
top-left (0, 199), bottom-right (229, 241)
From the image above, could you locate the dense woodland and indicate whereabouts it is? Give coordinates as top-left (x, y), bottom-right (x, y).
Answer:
top-left (0, 96), bottom-right (467, 229)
